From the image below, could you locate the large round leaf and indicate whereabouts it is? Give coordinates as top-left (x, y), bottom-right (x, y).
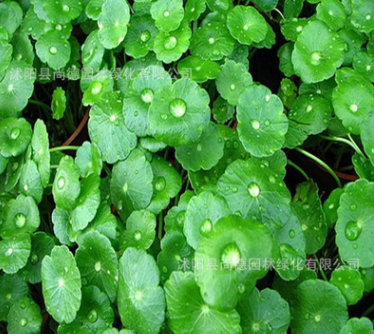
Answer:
top-left (340, 317), bottom-right (374, 334)
top-left (290, 279), bottom-right (348, 334)
top-left (41, 245), bottom-right (82, 324)
top-left (88, 92), bottom-right (137, 164)
top-left (110, 149), bottom-right (153, 219)
top-left (118, 248), bottom-right (165, 334)
top-left (217, 158), bottom-right (291, 220)
top-left (194, 215), bottom-right (275, 311)
top-left (237, 85), bottom-right (288, 157)
top-left (292, 20), bottom-right (346, 83)
top-left (336, 179), bottom-right (374, 268)
top-left (165, 271), bottom-right (241, 334)
top-left (150, 0), bottom-right (184, 32)
top-left (0, 234), bottom-right (31, 274)
top-left (148, 78), bottom-right (210, 146)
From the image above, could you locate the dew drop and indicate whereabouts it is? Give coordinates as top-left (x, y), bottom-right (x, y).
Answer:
top-left (350, 104), bottom-right (358, 113)
top-left (91, 81), bottom-right (103, 95)
top-left (200, 219), bottom-right (213, 235)
top-left (20, 318), bottom-right (28, 327)
top-left (251, 119), bottom-right (260, 130)
top-left (164, 36), bottom-right (177, 50)
top-left (155, 176), bottom-right (166, 192)
top-left (221, 243), bottom-right (241, 268)
top-left (289, 229), bottom-right (295, 238)
top-left (134, 231), bottom-right (142, 241)
top-left (140, 30), bottom-right (151, 42)
top-left (57, 177), bottom-right (65, 189)
top-left (49, 46), bottom-right (57, 55)
top-left (95, 261), bottom-right (101, 272)
top-left (169, 98), bottom-right (187, 118)
top-left (345, 221), bottom-right (362, 241)
top-left (14, 213), bottom-right (26, 228)
top-left (31, 253), bottom-right (38, 264)
top-left (141, 88), bottom-right (154, 104)
top-left (87, 309), bottom-right (98, 323)
top-left (248, 183), bottom-right (260, 197)
top-left (10, 127), bottom-right (21, 140)
top-left (62, 4), bottom-right (70, 12)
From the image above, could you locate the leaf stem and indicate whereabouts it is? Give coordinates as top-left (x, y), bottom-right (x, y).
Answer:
top-left (158, 211), bottom-right (164, 239)
top-left (319, 135), bottom-right (364, 156)
top-left (313, 254), bottom-right (328, 281)
top-left (296, 147), bottom-right (342, 188)
top-left (273, 8), bottom-right (285, 20)
top-left (287, 159), bottom-right (309, 180)
top-left (362, 304), bottom-right (374, 317)
top-left (28, 99), bottom-right (52, 111)
top-left (49, 146), bottom-right (80, 153)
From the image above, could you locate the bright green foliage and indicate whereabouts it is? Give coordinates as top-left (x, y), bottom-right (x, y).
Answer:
top-left (148, 78), bottom-right (210, 146)
top-left (237, 84), bottom-right (288, 157)
top-left (118, 248), bottom-right (165, 334)
top-left (151, 0), bottom-right (184, 32)
top-left (97, 0), bottom-right (130, 49)
top-left (336, 179), bottom-right (374, 268)
top-left (41, 245), bottom-right (82, 324)
top-left (292, 20), bottom-right (346, 83)
top-left (237, 288), bottom-right (290, 334)
top-left (340, 317), bottom-right (374, 334)
top-left (330, 266), bottom-right (365, 306)
top-left (165, 271), bottom-right (242, 334)
top-left (227, 6), bottom-right (268, 45)
top-left (291, 280), bottom-right (348, 334)
top-left (195, 215), bottom-right (275, 311)
top-left (177, 56), bottom-right (221, 83)
top-left (51, 87), bottom-right (66, 120)
top-left (7, 296), bottom-right (42, 334)
top-left (0, 234), bottom-right (31, 274)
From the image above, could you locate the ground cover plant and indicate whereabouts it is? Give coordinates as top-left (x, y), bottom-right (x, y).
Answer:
top-left (1, 0), bottom-right (374, 333)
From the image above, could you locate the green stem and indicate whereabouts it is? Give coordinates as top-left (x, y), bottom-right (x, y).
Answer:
top-left (273, 7), bottom-right (285, 20)
top-left (296, 147), bottom-right (342, 188)
top-left (313, 254), bottom-right (328, 281)
top-left (362, 304), bottom-right (374, 317)
top-left (158, 211), bottom-right (164, 239)
top-left (49, 146), bottom-right (80, 153)
top-left (347, 134), bottom-right (365, 156)
top-left (287, 159), bottom-right (309, 180)
top-left (50, 165), bottom-right (59, 169)
top-left (29, 99), bottom-right (51, 111)
top-left (320, 135), bottom-right (364, 156)
top-left (103, 164), bottom-right (112, 177)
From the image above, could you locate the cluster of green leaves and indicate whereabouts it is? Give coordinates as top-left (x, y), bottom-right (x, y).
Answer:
top-left (1, 0), bottom-right (374, 333)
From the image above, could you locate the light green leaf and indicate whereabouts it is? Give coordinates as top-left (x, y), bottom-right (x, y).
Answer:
top-left (42, 0), bottom-right (83, 24)
top-left (41, 245), bottom-right (82, 324)
top-left (165, 271), bottom-right (241, 334)
top-left (237, 85), bottom-right (288, 157)
top-left (150, 0), bottom-right (184, 32)
top-left (118, 248), bottom-right (165, 334)
top-left (51, 87), bottom-right (66, 120)
top-left (340, 317), bottom-right (374, 334)
top-left (0, 234), bottom-right (31, 274)
top-left (19, 160), bottom-right (43, 204)
top-left (177, 56), bottom-right (221, 83)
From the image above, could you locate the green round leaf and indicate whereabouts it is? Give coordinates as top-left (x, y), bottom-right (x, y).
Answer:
top-left (237, 288), bottom-right (290, 334)
top-left (42, 0), bottom-right (83, 24)
top-left (350, 0), bottom-right (374, 34)
top-left (82, 30), bottom-right (105, 73)
top-left (35, 31), bottom-right (71, 70)
top-left (21, 232), bottom-right (56, 284)
top-left (0, 1), bottom-right (23, 37)
top-left (51, 87), bottom-right (66, 120)
top-left (19, 160), bottom-right (43, 204)
top-left (76, 231), bottom-right (119, 303)
top-left (147, 155), bottom-right (182, 214)
top-left (184, 191), bottom-right (231, 250)
top-left (97, 0), bottom-right (130, 49)
top-left (118, 247), bottom-right (165, 334)
top-left (148, 78), bottom-right (210, 146)
top-left (340, 317), bottom-right (374, 334)
top-left (110, 149), bottom-right (153, 219)
top-left (332, 75), bottom-right (374, 135)
top-left (157, 231), bottom-right (194, 284)
top-left (278, 42), bottom-right (295, 77)
top-left (323, 188), bottom-right (344, 228)
top-left (177, 56), bottom-right (221, 83)
top-left (237, 85), bottom-right (288, 157)
top-left (290, 280), bottom-right (348, 334)
top-left (185, 0), bottom-right (206, 22)
top-left (41, 245), bottom-right (82, 324)
top-left (121, 210), bottom-right (156, 250)
top-left (216, 60), bottom-right (253, 105)
top-left (75, 141), bottom-right (103, 178)
top-left (0, 40), bottom-right (12, 80)
top-left (353, 51), bottom-right (374, 82)
top-left (165, 271), bottom-right (241, 334)
top-left (58, 285), bottom-right (114, 334)
top-left (150, 0), bottom-right (184, 32)
top-left (175, 122), bottom-right (224, 171)
top-left (212, 96), bottom-right (235, 123)
top-left (195, 215), bottom-right (275, 311)
top-left (88, 92), bottom-right (137, 164)
top-left (31, 119), bottom-right (51, 188)
top-left (153, 20), bottom-right (192, 64)
top-left (336, 179), bottom-right (374, 268)
top-left (0, 117), bottom-right (32, 158)
top-left (7, 296), bottom-right (42, 334)
top-left (0, 274), bottom-right (29, 321)
top-left (330, 266), bottom-right (364, 306)
top-left (124, 14), bottom-right (158, 59)
top-left (316, 0), bottom-right (347, 30)
top-left (292, 20), bottom-right (346, 83)
top-left (227, 6), bottom-right (268, 45)
top-left (281, 18), bottom-right (309, 43)
top-left (123, 65), bottom-right (172, 137)
top-left (1, 194), bottom-right (40, 238)
top-left (217, 158), bottom-right (291, 220)
top-left (190, 22), bottom-right (235, 60)
top-left (53, 155), bottom-right (81, 211)
top-left (288, 94), bottom-right (332, 136)
top-left (292, 181), bottom-right (327, 254)
top-left (0, 234), bottom-right (31, 274)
